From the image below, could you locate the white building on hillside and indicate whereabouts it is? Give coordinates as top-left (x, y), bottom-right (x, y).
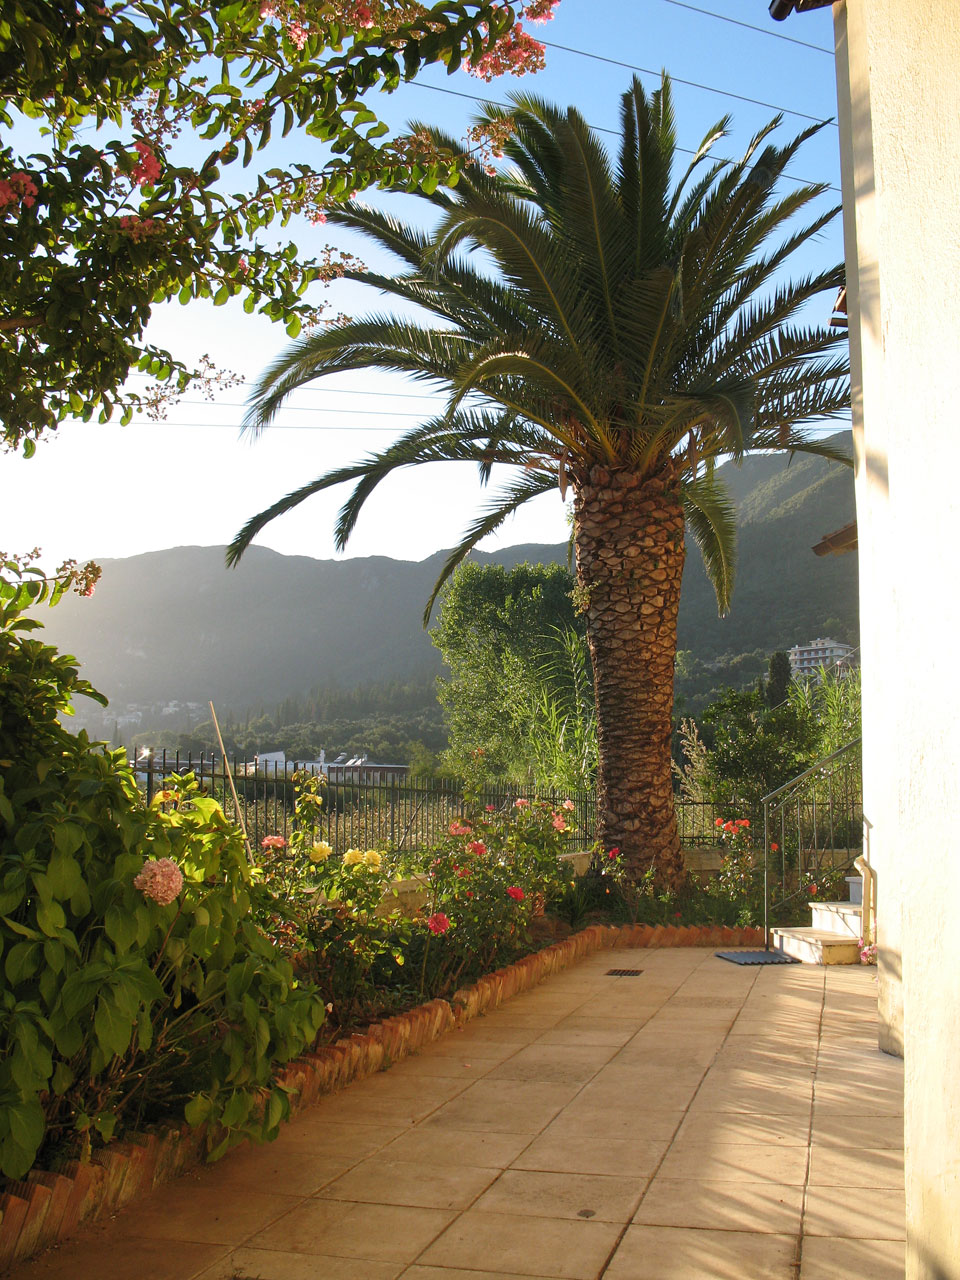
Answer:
top-left (787, 636), bottom-right (855, 679)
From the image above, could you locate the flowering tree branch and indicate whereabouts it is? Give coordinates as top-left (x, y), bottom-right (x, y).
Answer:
top-left (0, 0), bottom-right (560, 451)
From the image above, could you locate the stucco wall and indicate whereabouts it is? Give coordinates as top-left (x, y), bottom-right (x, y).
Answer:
top-left (834, 2), bottom-right (960, 1275)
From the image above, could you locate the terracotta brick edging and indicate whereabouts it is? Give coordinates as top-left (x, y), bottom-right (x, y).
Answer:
top-left (0, 922), bottom-right (763, 1270)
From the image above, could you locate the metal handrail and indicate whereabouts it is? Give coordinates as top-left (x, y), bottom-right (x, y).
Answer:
top-left (762, 738), bottom-right (863, 949)
top-left (761, 737), bottom-right (861, 805)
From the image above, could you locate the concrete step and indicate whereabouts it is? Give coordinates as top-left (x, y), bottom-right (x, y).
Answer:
top-left (810, 901), bottom-right (862, 938)
top-left (771, 927), bottom-right (861, 965)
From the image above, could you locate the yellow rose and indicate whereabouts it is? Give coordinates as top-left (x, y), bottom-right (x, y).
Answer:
top-left (343, 848), bottom-right (364, 866)
top-left (309, 841), bottom-right (333, 863)
top-left (363, 850), bottom-right (383, 870)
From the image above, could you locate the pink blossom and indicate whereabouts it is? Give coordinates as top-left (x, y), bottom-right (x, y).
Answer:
top-left (465, 22), bottom-right (546, 81)
top-left (349, 1), bottom-right (375, 27)
top-left (522, 0), bottom-right (559, 21)
top-left (467, 840), bottom-right (486, 857)
top-left (81, 584), bottom-right (95, 597)
top-left (449, 820), bottom-right (472, 836)
top-left (0, 171), bottom-right (39, 213)
top-left (506, 886), bottom-right (525, 901)
top-left (427, 911), bottom-right (451, 935)
top-left (607, 846), bottom-right (620, 860)
top-left (259, 0), bottom-right (277, 15)
top-left (134, 857), bottom-right (183, 906)
top-left (485, 804), bottom-right (497, 812)
top-left (551, 814), bottom-right (566, 831)
top-left (238, 255), bottom-right (249, 274)
top-left (287, 18), bottom-right (308, 49)
top-left (561, 799), bottom-right (575, 811)
top-left (131, 141), bottom-right (162, 187)
top-left (309, 209), bottom-right (328, 225)
top-left (513, 798), bottom-right (529, 809)
top-left (118, 214), bottom-right (161, 241)
top-left (261, 834), bottom-right (287, 850)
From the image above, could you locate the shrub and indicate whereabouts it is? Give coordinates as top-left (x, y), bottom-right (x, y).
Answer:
top-left (0, 559), bottom-right (325, 1179)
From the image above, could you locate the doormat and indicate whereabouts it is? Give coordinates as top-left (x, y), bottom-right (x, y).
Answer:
top-left (715, 950), bottom-right (800, 965)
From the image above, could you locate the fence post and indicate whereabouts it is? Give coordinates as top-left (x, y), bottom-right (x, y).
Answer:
top-left (763, 799), bottom-right (771, 951)
top-left (144, 748), bottom-right (154, 806)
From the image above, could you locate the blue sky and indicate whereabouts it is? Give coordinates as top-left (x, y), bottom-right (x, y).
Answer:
top-left (0, 0), bottom-right (842, 569)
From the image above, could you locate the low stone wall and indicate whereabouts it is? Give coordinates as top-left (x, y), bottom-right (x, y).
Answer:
top-left (0, 921), bottom-right (763, 1271)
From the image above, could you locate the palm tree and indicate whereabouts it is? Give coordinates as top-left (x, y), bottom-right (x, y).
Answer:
top-left (228, 77), bottom-right (850, 885)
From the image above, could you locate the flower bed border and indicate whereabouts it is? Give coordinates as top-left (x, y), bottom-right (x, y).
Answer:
top-left (0, 921), bottom-right (762, 1270)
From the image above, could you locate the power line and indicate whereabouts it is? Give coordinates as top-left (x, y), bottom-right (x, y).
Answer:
top-left (125, 371), bottom-right (442, 402)
top-left (102, 415), bottom-right (849, 436)
top-left (540, 40), bottom-right (837, 128)
top-left (410, 81), bottom-right (841, 194)
top-left (655, 0), bottom-right (833, 56)
top-left (139, 397), bottom-right (434, 418)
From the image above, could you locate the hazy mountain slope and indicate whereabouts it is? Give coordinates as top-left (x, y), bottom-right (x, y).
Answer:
top-left (38, 436), bottom-right (857, 709)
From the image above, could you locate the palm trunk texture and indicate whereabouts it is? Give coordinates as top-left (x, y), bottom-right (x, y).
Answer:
top-left (574, 464), bottom-right (686, 887)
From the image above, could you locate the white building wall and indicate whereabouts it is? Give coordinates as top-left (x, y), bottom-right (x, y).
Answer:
top-left (835, 2), bottom-right (960, 1274)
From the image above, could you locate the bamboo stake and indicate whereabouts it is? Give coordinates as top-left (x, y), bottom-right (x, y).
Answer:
top-left (209, 700), bottom-right (253, 862)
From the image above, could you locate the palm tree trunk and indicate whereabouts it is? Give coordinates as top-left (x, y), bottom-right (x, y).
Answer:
top-left (573, 463), bottom-right (686, 887)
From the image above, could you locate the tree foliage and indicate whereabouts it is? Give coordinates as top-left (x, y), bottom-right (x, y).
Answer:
top-left (0, 0), bottom-right (554, 449)
top-left (430, 561), bottom-right (589, 785)
top-left (766, 649), bottom-right (792, 707)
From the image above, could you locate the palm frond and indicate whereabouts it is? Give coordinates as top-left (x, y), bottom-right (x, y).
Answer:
top-left (423, 471), bottom-right (557, 624)
top-left (683, 470), bottom-right (738, 614)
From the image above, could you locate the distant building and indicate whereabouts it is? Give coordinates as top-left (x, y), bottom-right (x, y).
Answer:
top-left (325, 753), bottom-right (409, 784)
top-left (787, 636), bottom-right (856, 680)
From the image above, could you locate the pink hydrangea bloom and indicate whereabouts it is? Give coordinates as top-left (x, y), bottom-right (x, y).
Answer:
top-left (134, 857), bottom-right (183, 906)
top-left (427, 912), bottom-right (451, 935)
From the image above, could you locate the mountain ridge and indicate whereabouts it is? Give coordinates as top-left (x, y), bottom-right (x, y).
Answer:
top-left (37, 437), bottom-right (858, 714)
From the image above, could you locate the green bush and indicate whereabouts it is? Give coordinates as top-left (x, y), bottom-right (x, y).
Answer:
top-left (0, 559), bottom-right (325, 1179)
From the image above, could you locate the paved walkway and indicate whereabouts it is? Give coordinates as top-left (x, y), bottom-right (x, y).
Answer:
top-left (9, 949), bottom-right (904, 1280)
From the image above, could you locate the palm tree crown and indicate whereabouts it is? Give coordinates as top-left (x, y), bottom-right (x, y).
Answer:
top-left (229, 76), bottom-right (849, 879)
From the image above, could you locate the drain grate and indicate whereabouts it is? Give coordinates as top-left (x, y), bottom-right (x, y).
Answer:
top-left (605, 968), bottom-right (644, 977)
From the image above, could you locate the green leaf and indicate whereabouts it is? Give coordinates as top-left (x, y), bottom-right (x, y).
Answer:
top-left (184, 1093), bottom-right (212, 1127)
top-left (35, 899), bottom-right (66, 937)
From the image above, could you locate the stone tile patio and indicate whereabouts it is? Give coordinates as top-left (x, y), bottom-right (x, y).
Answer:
top-left (7, 949), bottom-right (904, 1280)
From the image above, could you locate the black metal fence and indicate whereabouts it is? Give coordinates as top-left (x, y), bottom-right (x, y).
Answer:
top-left (129, 749), bottom-right (728, 856)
